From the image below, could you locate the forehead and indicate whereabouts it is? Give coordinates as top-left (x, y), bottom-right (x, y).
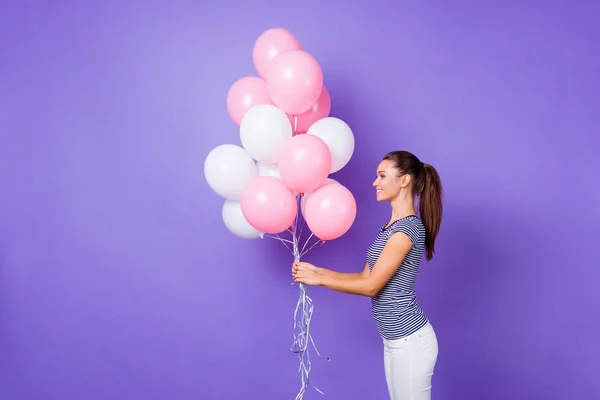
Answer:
top-left (377, 159), bottom-right (396, 173)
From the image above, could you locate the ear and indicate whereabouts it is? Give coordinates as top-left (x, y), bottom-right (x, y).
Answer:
top-left (399, 173), bottom-right (411, 188)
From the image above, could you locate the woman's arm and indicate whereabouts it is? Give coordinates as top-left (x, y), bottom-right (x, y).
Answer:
top-left (294, 232), bottom-right (413, 297)
top-left (292, 262), bottom-right (369, 280)
top-left (317, 262), bottom-right (370, 279)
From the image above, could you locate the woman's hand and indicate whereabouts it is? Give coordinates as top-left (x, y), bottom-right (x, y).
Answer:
top-left (292, 261), bottom-right (322, 286)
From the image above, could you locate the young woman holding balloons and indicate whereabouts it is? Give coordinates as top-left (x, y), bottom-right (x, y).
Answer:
top-left (206, 26), bottom-right (444, 400)
top-left (292, 150), bottom-right (444, 400)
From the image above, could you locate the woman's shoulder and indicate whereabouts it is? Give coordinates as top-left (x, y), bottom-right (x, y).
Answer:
top-left (390, 215), bottom-right (423, 228)
top-left (387, 216), bottom-right (425, 246)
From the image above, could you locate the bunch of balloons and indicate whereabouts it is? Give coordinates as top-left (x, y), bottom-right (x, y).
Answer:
top-left (204, 28), bottom-right (357, 242)
top-left (204, 28), bottom-right (357, 400)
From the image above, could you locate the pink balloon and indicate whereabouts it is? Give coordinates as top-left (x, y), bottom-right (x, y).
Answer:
top-left (240, 176), bottom-right (297, 234)
top-left (300, 178), bottom-right (339, 215)
top-left (289, 86), bottom-right (331, 134)
top-left (304, 183), bottom-right (357, 241)
top-left (266, 50), bottom-right (323, 115)
top-left (252, 28), bottom-right (301, 79)
top-left (226, 76), bottom-right (274, 125)
top-left (278, 134), bottom-right (332, 195)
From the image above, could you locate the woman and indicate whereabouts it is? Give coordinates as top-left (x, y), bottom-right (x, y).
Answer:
top-left (292, 150), bottom-right (444, 400)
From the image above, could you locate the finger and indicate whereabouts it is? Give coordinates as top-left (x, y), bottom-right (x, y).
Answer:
top-left (300, 262), bottom-right (313, 270)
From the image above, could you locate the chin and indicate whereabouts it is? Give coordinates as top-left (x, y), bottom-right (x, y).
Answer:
top-left (376, 192), bottom-right (390, 202)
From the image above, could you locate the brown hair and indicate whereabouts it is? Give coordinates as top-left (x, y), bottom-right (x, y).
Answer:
top-left (383, 150), bottom-right (444, 261)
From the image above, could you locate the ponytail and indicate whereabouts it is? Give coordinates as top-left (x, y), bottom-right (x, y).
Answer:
top-left (382, 150), bottom-right (444, 261)
top-left (418, 164), bottom-right (443, 260)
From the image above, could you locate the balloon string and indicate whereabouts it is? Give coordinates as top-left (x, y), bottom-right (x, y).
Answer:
top-left (300, 233), bottom-right (314, 255)
top-left (301, 238), bottom-right (325, 259)
top-left (289, 200), bottom-right (330, 400)
top-left (293, 114), bottom-right (298, 135)
top-left (265, 194), bottom-right (330, 399)
top-left (295, 193), bottom-right (305, 243)
top-left (264, 233), bottom-right (294, 254)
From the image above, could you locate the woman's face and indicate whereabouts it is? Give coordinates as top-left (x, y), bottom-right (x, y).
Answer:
top-left (372, 159), bottom-right (408, 202)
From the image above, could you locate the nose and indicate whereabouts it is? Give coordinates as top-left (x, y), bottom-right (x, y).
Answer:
top-left (372, 178), bottom-right (378, 186)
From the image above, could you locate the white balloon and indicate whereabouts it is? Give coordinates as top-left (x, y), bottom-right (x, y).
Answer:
top-left (240, 104), bottom-right (293, 163)
top-left (306, 117), bottom-right (355, 173)
top-left (222, 199), bottom-right (263, 239)
top-left (257, 161), bottom-right (281, 179)
top-left (204, 144), bottom-right (257, 200)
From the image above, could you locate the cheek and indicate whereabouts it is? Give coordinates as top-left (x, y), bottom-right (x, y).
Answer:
top-left (383, 181), bottom-right (399, 193)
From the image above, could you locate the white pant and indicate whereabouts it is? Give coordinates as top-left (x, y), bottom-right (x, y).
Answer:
top-left (383, 322), bottom-right (438, 400)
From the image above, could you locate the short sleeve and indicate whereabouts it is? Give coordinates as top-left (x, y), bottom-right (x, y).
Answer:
top-left (386, 218), bottom-right (423, 249)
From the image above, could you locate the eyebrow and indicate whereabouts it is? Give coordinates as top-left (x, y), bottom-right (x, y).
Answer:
top-left (377, 170), bottom-right (386, 174)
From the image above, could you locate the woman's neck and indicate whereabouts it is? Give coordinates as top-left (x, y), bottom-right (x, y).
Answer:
top-left (389, 196), bottom-right (416, 222)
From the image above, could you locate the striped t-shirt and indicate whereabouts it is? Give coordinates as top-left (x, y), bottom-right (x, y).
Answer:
top-left (366, 215), bottom-right (429, 340)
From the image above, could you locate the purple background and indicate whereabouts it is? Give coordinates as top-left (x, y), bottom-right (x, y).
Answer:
top-left (1, 1), bottom-right (598, 399)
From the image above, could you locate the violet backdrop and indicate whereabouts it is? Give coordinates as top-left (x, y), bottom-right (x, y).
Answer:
top-left (1, 1), bottom-right (598, 399)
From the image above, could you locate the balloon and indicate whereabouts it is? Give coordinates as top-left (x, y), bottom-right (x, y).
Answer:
top-left (303, 183), bottom-right (357, 241)
top-left (300, 177), bottom-right (339, 215)
top-left (222, 199), bottom-right (263, 239)
top-left (256, 161), bottom-right (281, 179)
top-left (277, 134), bottom-right (332, 194)
top-left (290, 86), bottom-right (331, 134)
top-left (204, 144), bottom-right (257, 200)
top-left (257, 162), bottom-right (303, 196)
top-left (240, 104), bottom-right (293, 163)
top-left (226, 76), bottom-right (273, 125)
top-left (240, 176), bottom-right (297, 234)
top-left (306, 117), bottom-right (355, 173)
top-left (266, 50), bottom-right (323, 115)
top-left (253, 28), bottom-right (301, 79)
